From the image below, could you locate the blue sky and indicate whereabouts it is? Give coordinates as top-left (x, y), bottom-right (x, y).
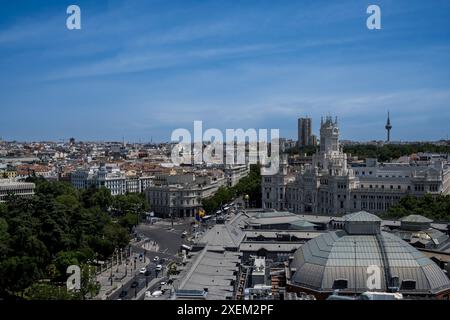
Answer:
top-left (0, 0), bottom-right (449, 142)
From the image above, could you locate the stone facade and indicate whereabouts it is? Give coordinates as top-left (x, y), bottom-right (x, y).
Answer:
top-left (262, 116), bottom-right (450, 215)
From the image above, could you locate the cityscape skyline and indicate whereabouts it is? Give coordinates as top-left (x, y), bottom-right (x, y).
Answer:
top-left (1, 0), bottom-right (450, 142)
top-left (1, 113), bottom-right (449, 144)
top-left (2, 1), bottom-right (450, 306)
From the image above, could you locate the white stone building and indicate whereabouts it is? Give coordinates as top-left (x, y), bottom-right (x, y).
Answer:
top-left (0, 179), bottom-right (35, 202)
top-left (145, 173), bottom-right (226, 218)
top-left (261, 116), bottom-right (450, 215)
top-left (71, 164), bottom-right (154, 196)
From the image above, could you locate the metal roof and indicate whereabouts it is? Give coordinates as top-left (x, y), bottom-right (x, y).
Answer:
top-left (291, 230), bottom-right (450, 295)
top-left (400, 215), bottom-right (433, 223)
top-left (343, 211), bottom-right (382, 222)
top-left (198, 223), bottom-right (244, 249)
top-left (177, 248), bottom-right (240, 300)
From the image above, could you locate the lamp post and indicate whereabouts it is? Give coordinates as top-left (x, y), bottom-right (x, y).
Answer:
top-left (354, 241), bottom-right (357, 297)
top-left (110, 255), bottom-right (113, 286)
top-left (116, 248), bottom-right (119, 272)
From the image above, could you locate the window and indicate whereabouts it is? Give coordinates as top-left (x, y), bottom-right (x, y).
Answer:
top-left (400, 280), bottom-right (416, 291)
top-left (390, 276), bottom-right (400, 288)
top-left (332, 279), bottom-right (348, 290)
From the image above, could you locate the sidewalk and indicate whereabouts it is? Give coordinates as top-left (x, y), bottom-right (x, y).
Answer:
top-left (135, 277), bottom-right (163, 300)
top-left (95, 255), bottom-right (150, 300)
top-left (142, 241), bottom-right (159, 252)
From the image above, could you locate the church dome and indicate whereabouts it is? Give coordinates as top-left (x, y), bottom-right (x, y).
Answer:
top-left (290, 213), bottom-right (450, 297)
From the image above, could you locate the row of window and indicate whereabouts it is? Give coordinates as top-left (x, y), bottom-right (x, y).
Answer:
top-left (361, 184), bottom-right (407, 190)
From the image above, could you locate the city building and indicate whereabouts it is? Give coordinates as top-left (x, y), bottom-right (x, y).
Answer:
top-left (145, 173), bottom-right (226, 218)
top-left (224, 164), bottom-right (249, 187)
top-left (169, 207), bottom-right (450, 301)
top-left (262, 116), bottom-right (450, 215)
top-left (71, 164), bottom-right (153, 196)
top-left (297, 117), bottom-right (314, 147)
top-left (287, 211), bottom-right (450, 299)
top-left (388, 214), bottom-right (450, 250)
top-left (0, 179), bottom-right (35, 202)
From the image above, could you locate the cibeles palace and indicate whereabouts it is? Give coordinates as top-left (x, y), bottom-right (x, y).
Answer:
top-left (262, 116), bottom-right (450, 215)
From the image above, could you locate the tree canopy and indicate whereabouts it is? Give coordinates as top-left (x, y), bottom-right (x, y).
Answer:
top-left (0, 178), bottom-right (147, 299)
top-left (343, 143), bottom-right (450, 162)
top-left (382, 194), bottom-right (450, 221)
top-left (202, 164), bottom-right (261, 213)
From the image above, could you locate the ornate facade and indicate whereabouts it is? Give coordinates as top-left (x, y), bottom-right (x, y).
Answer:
top-left (262, 116), bottom-right (450, 215)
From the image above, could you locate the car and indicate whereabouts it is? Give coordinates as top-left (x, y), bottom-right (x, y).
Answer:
top-left (144, 270), bottom-right (151, 276)
top-left (119, 290), bottom-right (128, 298)
top-left (131, 281), bottom-right (139, 288)
top-left (151, 290), bottom-right (163, 297)
top-left (181, 231), bottom-right (187, 238)
top-left (155, 264), bottom-right (162, 271)
top-left (153, 256), bottom-right (159, 262)
top-left (160, 281), bottom-right (167, 286)
top-left (139, 267), bottom-right (147, 274)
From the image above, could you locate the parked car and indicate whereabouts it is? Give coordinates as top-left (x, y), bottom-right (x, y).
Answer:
top-left (155, 264), bottom-right (162, 271)
top-left (131, 281), bottom-right (139, 288)
top-left (153, 256), bottom-right (160, 262)
top-left (139, 267), bottom-right (147, 274)
top-left (160, 281), bottom-right (167, 286)
top-left (144, 270), bottom-right (151, 276)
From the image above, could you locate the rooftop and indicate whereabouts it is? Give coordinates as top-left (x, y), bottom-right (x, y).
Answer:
top-left (400, 215), bottom-right (433, 223)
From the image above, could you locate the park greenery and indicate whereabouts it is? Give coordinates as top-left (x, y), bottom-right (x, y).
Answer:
top-left (343, 143), bottom-right (450, 162)
top-left (286, 145), bottom-right (318, 156)
top-left (202, 164), bottom-right (261, 213)
top-left (0, 177), bottom-right (148, 300)
top-left (286, 143), bottom-right (450, 162)
top-left (383, 194), bottom-right (450, 221)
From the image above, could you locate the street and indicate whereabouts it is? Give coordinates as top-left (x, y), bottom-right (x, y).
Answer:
top-left (102, 218), bottom-right (194, 300)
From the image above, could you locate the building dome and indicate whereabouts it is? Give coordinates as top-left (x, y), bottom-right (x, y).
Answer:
top-left (289, 212), bottom-right (450, 298)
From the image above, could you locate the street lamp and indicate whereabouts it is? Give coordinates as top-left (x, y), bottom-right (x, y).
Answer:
top-left (110, 252), bottom-right (113, 285)
top-left (116, 248), bottom-right (119, 272)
